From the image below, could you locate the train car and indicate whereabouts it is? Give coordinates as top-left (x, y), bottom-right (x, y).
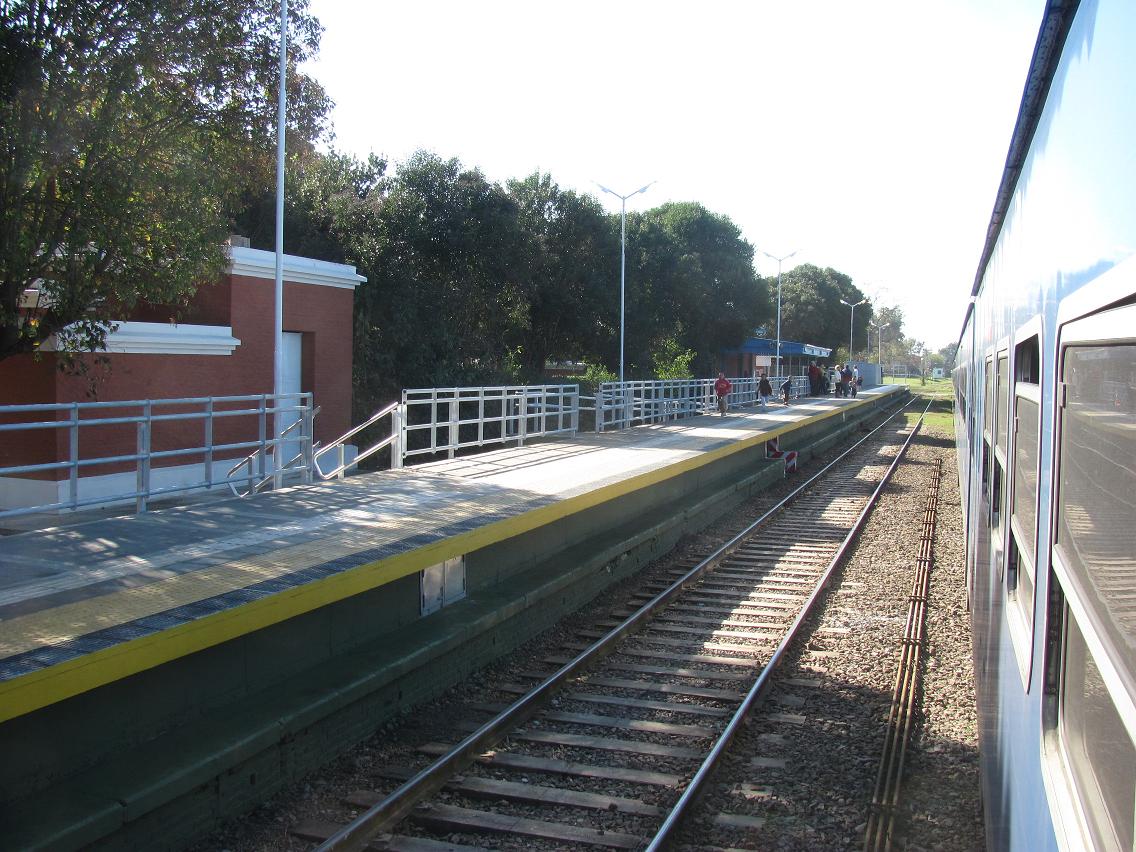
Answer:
top-left (953, 0), bottom-right (1136, 849)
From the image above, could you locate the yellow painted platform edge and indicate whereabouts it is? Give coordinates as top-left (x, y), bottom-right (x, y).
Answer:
top-left (0, 389), bottom-right (901, 722)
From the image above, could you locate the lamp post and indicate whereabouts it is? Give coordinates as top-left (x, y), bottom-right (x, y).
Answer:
top-left (839, 297), bottom-right (867, 362)
top-left (272, 0), bottom-right (288, 487)
top-left (761, 249), bottom-right (799, 379)
top-left (870, 320), bottom-right (890, 379)
top-left (597, 181), bottom-right (654, 383)
top-left (872, 318), bottom-right (890, 361)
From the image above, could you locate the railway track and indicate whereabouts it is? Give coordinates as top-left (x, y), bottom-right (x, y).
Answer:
top-left (295, 399), bottom-right (931, 851)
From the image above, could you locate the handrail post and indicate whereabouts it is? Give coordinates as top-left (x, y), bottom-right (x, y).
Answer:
top-left (302, 399), bottom-right (314, 484)
top-left (517, 391), bottom-right (527, 447)
top-left (257, 395), bottom-right (267, 489)
top-left (136, 401), bottom-right (151, 513)
top-left (204, 398), bottom-right (214, 488)
top-left (448, 398), bottom-right (458, 459)
top-left (391, 405), bottom-right (404, 469)
top-left (68, 403), bottom-right (79, 510)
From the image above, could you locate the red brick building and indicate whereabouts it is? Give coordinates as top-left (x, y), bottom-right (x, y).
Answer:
top-left (0, 246), bottom-right (365, 512)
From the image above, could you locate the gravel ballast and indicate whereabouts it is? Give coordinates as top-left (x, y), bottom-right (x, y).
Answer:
top-left (192, 403), bottom-right (984, 851)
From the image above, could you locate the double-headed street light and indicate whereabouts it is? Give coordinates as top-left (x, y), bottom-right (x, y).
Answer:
top-left (761, 249), bottom-right (799, 378)
top-left (597, 181), bottom-right (654, 383)
top-left (870, 320), bottom-right (890, 366)
top-left (839, 297), bottom-right (867, 361)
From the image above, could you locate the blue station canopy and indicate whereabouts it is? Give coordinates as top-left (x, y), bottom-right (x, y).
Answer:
top-left (725, 337), bottom-right (832, 358)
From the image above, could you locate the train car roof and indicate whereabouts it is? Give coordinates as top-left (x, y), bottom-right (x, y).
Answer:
top-left (958, 0), bottom-right (1081, 347)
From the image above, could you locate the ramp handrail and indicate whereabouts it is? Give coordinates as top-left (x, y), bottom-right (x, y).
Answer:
top-left (227, 405), bottom-right (319, 497)
top-left (314, 401), bottom-right (402, 479)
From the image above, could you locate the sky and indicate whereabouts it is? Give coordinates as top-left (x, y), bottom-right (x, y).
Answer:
top-left (302, 0), bottom-right (1044, 353)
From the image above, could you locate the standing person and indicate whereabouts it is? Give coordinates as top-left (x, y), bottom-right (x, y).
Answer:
top-left (779, 376), bottom-right (792, 405)
top-left (808, 361), bottom-right (821, 396)
top-left (758, 372), bottom-right (773, 409)
top-left (852, 364), bottom-right (861, 396)
top-left (714, 372), bottom-right (732, 416)
top-left (842, 363), bottom-right (855, 397)
top-left (834, 364), bottom-right (846, 397)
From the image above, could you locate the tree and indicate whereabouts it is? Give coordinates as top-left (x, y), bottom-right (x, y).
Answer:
top-left (0, 0), bottom-right (330, 362)
top-left (505, 173), bottom-right (617, 379)
top-left (350, 151), bottom-right (523, 409)
top-left (624, 202), bottom-right (767, 377)
top-left (775, 264), bottom-right (873, 356)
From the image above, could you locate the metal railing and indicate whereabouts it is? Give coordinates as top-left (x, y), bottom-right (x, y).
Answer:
top-left (312, 384), bottom-right (580, 481)
top-left (588, 375), bottom-right (810, 432)
top-left (1, 376), bottom-right (826, 517)
top-left (0, 393), bottom-right (313, 519)
top-left (227, 404), bottom-right (318, 497)
top-left (400, 384), bottom-right (578, 461)
top-left (314, 401), bottom-right (401, 479)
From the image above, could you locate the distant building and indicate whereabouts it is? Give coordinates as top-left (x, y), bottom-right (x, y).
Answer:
top-left (719, 337), bottom-right (832, 376)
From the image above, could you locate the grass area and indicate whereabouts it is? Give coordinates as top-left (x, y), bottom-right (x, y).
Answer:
top-left (899, 392), bottom-right (955, 434)
top-left (885, 375), bottom-right (953, 397)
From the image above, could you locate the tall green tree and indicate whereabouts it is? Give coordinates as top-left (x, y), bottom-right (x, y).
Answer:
top-left (350, 152), bottom-right (523, 409)
top-left (623, 202), bottom-right (767, 376)
top-left (0, 0), bottom-right (330, 362)
top-left (775, 264), bottom-right (873, 357)
top-left (505, 173), bottom-right (617, 379)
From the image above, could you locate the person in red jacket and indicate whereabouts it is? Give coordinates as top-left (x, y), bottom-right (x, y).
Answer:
top-left (714, 372), bottom-right (732, 416)
top-left (808, 361), bottom-right (821, 396)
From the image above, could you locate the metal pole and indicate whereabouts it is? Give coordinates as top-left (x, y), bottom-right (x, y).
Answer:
top-left (761, 250), bottom-right (797, 379)
top-left (597, 182), bottom-right (653, 384)
top-left (775, 260), bottom-right (782, 378)
top-left (619, 197), bottom-right (626, 383)
top-left (849, 304), bottom-right (855, 360)
top-left (272, 0), bottom-right (288, 489)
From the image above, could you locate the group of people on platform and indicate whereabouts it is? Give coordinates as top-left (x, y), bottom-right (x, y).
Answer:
top-left (713, 360), bottom-right (863, 418)
top-left (808, 361), bottom-right (861, 398)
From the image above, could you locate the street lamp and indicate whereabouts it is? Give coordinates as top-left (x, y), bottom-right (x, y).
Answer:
top-left (870, 320), bottom-right (890, 376)
top-left (872, 318), bottom-right (890, 361)
top-left (761, 249), bottom-right (799, 378)
top-left (839, 297), bottom-right (867, 361)
top-left (597, 181), bottom-right (654, 383)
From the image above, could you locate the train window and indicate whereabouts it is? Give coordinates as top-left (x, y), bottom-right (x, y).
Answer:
top-left (982, 358), bottom-right (993, 493)
top-left (1057, 612), bottom-right (1135, 850)
top-left (1056, 341), bottom-right (1136, 688)
top-left (1046, 315), bottom-right (1136, 852)
top-left (996, 352), bottom-right (1010, 454)
top-left (1016, 335), bottom-right (1041, 383)
top-left (983, 357), bottom-right (994, 439)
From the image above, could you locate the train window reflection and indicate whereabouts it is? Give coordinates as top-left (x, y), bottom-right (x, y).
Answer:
top-left (1060, 613), bottom-right (1135, 851)
top-left (996, 353), bottom-right (1009, 454)
top-left (1012, 394), bottom-right (1040, 564)
top-left (1056, 343), bottom-right (1136, 679)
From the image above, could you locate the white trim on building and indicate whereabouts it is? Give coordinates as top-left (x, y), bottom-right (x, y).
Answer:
top-left (41, 322), bottom-right (240, 355)
top-left (227, 246), bottom-right (367, 290)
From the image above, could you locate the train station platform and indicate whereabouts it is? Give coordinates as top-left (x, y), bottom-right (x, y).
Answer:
top-left (0, 384), bottom-right (906, 850)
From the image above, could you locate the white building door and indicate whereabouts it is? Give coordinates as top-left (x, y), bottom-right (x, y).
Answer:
top-left (280, 332), bottom-right (303, 468)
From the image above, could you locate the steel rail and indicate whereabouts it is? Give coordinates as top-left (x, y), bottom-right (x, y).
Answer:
top-left (316, 391), bottom-right (917, 852)
top-left (645, 398), bottom-right (933, 851)
top-left (864, 455), bottom-right (943, 851)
